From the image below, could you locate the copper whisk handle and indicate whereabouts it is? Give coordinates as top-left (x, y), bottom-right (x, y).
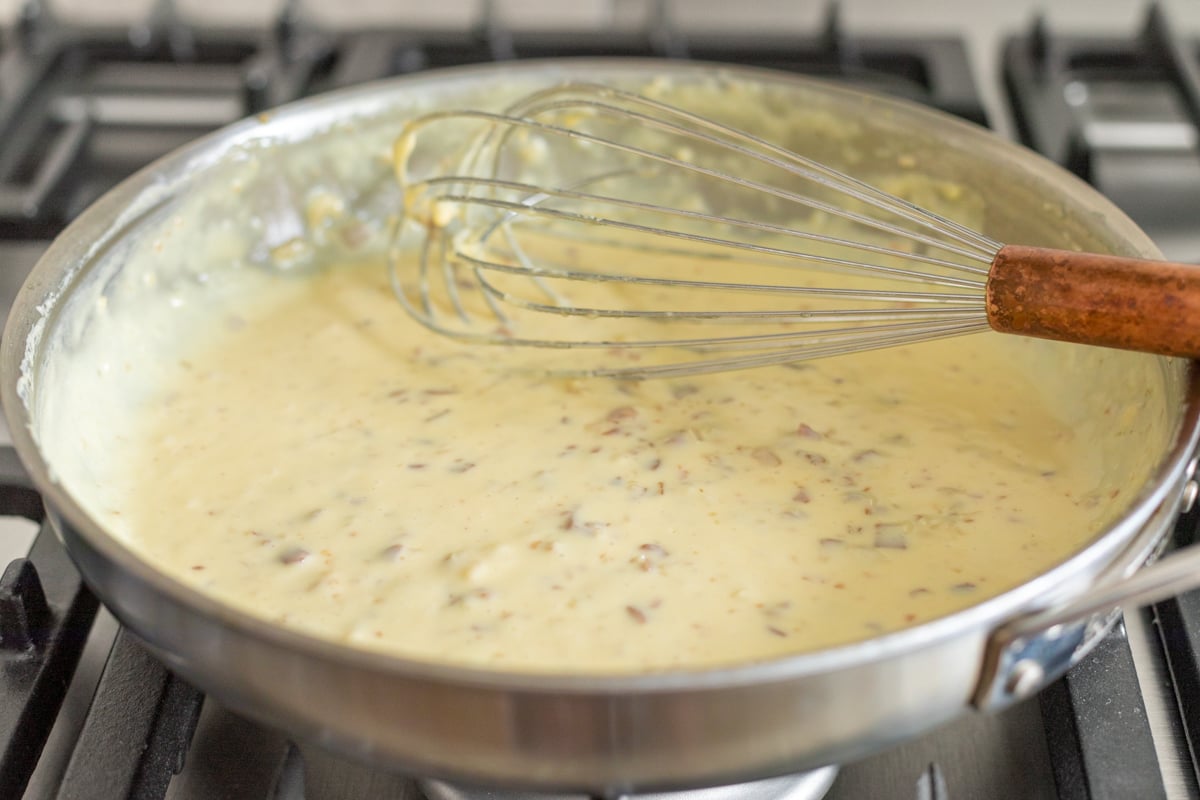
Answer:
top-left (987, 245), bottom-right (1200, 359)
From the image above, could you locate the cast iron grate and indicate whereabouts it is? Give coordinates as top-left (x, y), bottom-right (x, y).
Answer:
top-left (0, 0), bottom-right (986, 240)
top-left (1002, 4), bottom-right (1200, 260)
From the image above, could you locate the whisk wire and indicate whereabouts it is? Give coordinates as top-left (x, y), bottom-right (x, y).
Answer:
top-left (389, 83), bottom-right (1007, 378)
top-left (428, 106), bottom-right (998, 270)
top-left (494, 85), bottom-right (1002, 258)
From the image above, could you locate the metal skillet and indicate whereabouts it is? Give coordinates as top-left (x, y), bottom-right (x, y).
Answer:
top-left (3, 60), bottom-right (1200, 794)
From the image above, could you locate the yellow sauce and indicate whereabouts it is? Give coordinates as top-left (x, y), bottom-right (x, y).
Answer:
top-left (106, 257), bottom-right (1128, 673)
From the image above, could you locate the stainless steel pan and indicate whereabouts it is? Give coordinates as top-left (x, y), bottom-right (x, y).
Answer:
top-left (4, 60), bottom-right (1200, 793)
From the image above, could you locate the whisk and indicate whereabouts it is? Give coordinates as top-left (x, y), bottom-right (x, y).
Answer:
top-left (388, 82), bottom-right (1200, 379)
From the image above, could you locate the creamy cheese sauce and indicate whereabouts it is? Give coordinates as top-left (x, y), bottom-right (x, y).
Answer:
top-left (105, 254), bottom-right (1132, 673)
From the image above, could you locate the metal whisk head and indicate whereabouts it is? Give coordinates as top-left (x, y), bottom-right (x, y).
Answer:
top-left (389, 82), bottom-right (1002, 378)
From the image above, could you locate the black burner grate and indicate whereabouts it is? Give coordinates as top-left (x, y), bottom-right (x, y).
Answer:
top-left (1002, 4), bottom-right (1200, 261)
top-left (0, 1), bottom-right (987, 241)
top-left (0, 448), bottom-right (97, 799)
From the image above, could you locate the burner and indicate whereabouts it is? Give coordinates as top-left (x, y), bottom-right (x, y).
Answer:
top-left (422, 768), bottom-right (840, 800)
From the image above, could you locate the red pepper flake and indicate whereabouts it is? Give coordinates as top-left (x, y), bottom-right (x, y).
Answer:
top-left (833, 582), bottom-right (846, 589)
top-left (766, 626), bottom-right (788, 638)
top-left (625, 605), bottom-right (648, 624)
top-left (903, 613), bottom-right (917, 623)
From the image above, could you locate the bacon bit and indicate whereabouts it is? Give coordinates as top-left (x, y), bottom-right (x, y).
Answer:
top-left (751, 447), bottom-right (782, 467)
top-left (795, 423), bottom-right (821, 439)
top-left (792, 488), bottom-right (811, 504)
top-left (448, 588), bottom-right (492, 607)
top-left (632, 543), bottom-right (669, 572)
top-left (607, 406), bottom-right (638, 422)
top-left (762, 601), bottom-right (792, 617)
top-left (280, 547), bottom-right (309, 565)
top-left (662, 430), bottom-right (689, 446)
top-left (873, 523), bottom-right (909, 550)
top-left (767, 626), bottom-right (788, 637)
top-left (626, 605), bottom-right (648, 624)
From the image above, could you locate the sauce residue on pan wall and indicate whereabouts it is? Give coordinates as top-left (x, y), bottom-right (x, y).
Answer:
top-left (92, 255), bottom-right (1145, 673)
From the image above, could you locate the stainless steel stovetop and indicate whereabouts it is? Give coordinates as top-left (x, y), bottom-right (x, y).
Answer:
top-left (3, 2), bottom-right (1200, 799)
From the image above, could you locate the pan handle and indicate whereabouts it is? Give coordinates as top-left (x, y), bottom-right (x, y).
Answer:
top-left (975, 454), bottom-right (1200, 710)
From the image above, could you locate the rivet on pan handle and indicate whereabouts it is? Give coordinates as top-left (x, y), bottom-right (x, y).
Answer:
top-left (974, 456), bottom-right (1200, 711)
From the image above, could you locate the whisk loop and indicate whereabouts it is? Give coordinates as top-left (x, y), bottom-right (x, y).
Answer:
top-left (389, 82), bottom-right (1200, 377)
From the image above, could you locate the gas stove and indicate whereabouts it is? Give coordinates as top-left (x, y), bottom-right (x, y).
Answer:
top-left (2, 3), bottom-right (1200, 799)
